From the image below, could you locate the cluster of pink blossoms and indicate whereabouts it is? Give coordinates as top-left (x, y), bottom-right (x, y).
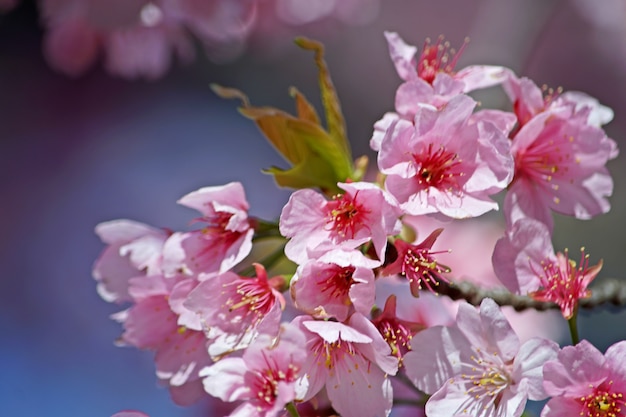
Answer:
top-left (2, 0), bottom-right (380, 79)
top-left (94, 31), bottom-right (623, 417)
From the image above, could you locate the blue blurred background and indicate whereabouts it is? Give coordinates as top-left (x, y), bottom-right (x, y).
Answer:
top-left (1, 1), bottom-right (626, 416)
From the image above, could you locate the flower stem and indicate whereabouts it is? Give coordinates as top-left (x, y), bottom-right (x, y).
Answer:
top-left (252, 218), bottom-right (283, 240)
top-left (285, 402), bottom-right (300, 417)
top-left (239, 242), bottom-right (288, 277)
top-left (568, 306), bottom-right (580, 345)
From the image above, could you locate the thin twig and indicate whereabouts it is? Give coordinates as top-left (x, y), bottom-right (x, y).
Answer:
top-left (437, 278), bottom-right (626, 311)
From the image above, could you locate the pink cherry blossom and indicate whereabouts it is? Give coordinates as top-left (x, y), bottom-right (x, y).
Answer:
top-left (503, 73), bottom-right (615, 130)
top-left (93, 219), bottom-right (168, 303)
top-left (493, 218), bottom-right (602, 318)
top-left (293, 313), bottom-right (399, 417)
top-left (394, 215), bottom-right (565, 341)
top-left (542, 339), bottom-right (626, 417)
top-left (162, 182), bottom-right (254, 277)
top-left (382, 228), bottom-right (450, 296)
top-left (502, 74), bottom-right (618, 230)
top-left (200, 324), bottom-right (306, 417)
top-left (116, 274), bottom-right (211, 405)
top-left (404, 298), bottom-right (559, 417)
top-left (279, 181), bottom-right (401, 265)
top-left (290, 259), bottom-right (376, 322)
top-left (504, 106), bottom-right (617, 231)
top-left (371, 32), bottom-right (512, 152)
top-left (377, 94), bottom-right (513, 218)
top-left (184, 264), bottom-right (285, 357)
top-left (371, 294), bottom-right (424, 362)
top-left (384, 31), bottom-right (509, 95)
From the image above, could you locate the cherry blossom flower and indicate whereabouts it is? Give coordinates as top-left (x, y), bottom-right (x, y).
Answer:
top-left (279, 181), bottom-right (401, 265)
top-left (384, 31), bottom-right (509, 99)
top-left (401, 215), bottom-right (565, 342)
top-left (542, 339), bottom-right (626, 417)
top-left (382, 228), bottom-right (450, 296)
top-left (371, 294), bottom-right (424, 362)
top-left (493, 218), bottom-right (602, 318)
top-left (93, 219), bottom-right (168, 303)
top-left (200, 324), bottom-right (306, 417)
top-left (503, 73), bottom-right (615, 130)
top-left (115, 274), bottom-right (212, 405)
top-left (371, 32), bottom-right (512, 152)
top-left (290, 259), bottom-right (376, 322)
top-left (161, 182), bottom-right (254, 277)
top-left (183, 263), bottom-right (285, 358)
top-left (293, 313), bottom-right (399, 417)
top-left (377, 94), bottom-right (513, 218)
top-left (503, 74), bottom-right (618, 231)
top-left (404, 298), bottom-right (559, 417)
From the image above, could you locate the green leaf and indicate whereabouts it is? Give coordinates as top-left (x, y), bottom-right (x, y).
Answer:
top-left (294, 37), bottom-right (351, 163)
top-left (211, 38), bottom-right (356, 195)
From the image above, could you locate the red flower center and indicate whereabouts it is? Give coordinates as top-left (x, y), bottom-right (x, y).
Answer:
top-left (318, 265), bottom-right (356, 300)
top-left (401, 247), bottom-right (451, 292)
top-left (325, 192), bottom-right (369, 238)
top-left (417, 35), bottom-right (468, 84)
top-left (579, 382), bottom-right (624, 417)
top-left (413, 143), bottom-right (464, 193)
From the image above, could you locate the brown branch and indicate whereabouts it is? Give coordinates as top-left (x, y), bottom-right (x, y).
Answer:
top-left (437, 278), bottom-right (626, 312)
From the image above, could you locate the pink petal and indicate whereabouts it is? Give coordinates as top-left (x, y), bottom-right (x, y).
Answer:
top-left (404, 325), bottom-right (469, 394)
top-left (512, 337), bottom-right (559, 400)
top-left (542, 340), bottom-right (606, 397)
top-left (383, 31), bottom-right (418, 81)
top-left (456, 65), bottom-right (511, 92)
top-left (541, 395), bottom-right (585, 417)
top-left (199, 358), bottom-right (247, 402)
top-left (43, 16), bottom-right (99, 77)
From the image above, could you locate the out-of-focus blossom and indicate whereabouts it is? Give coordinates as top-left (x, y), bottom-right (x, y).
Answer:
top-left (39, 0), bottom-right (257, 78)
top-left (115, 274), bottom-right (211, 405)
top-left (405, 298), bottom-right (559, 417)
top-left (542, 339), bottom-right (626, 417)
top-left (272, 0), bottom-right (379, 26)
top-left (93, 219), bottom-right (168, 303)
top-left (493, 218), bottom-right (602, 319)
top-left (293, 313), bottom-right (398, 417)
top-left (0, 0), bottom-right (18, 12)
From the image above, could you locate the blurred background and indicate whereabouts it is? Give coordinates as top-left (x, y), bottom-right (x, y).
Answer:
top-left (1, 0), bottom-right (625, 416)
